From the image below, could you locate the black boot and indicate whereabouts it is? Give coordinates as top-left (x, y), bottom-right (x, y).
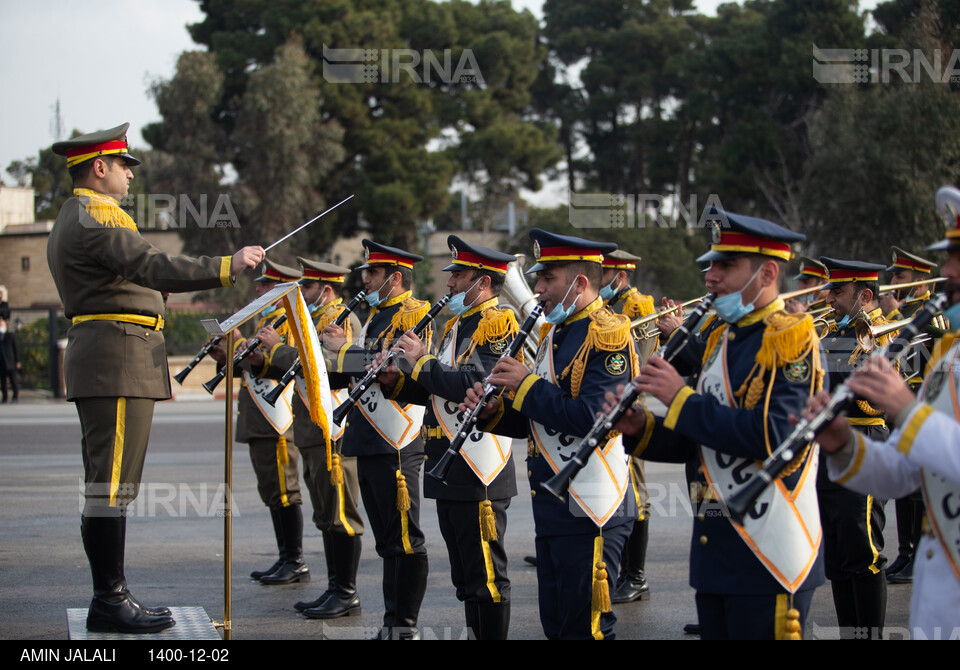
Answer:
top-left (252, 507), bottom-right (287, 581)
top-left (475, 601), bottom-right (510, 640)
top-left (851, 571), bottom-right (887, 639)
top-left (392, 553), bottom-right (428, 639)
top-left (82, 514), bottom-right (175, 633)
top-left (303, 534), bottom-right (362, 619)
top-left (613, 518), bottom-right (650, 603)
top-left (464, 602), bottom-right (480, 640)
top-left (373, 557), bottom-right (398, 640)
top-left (260, 505), bottom-right (310, 584)
top-left (295, 531), bottom-right (335, 611)
top-left (118, 517), bottom-right (171, 617)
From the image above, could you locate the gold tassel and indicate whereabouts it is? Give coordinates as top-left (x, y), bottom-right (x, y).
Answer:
top-left (330, 453), bottom-right (344, 486)
top-left (784, 607), bottom-right (802, 640)
top-left (561, 310), bottom-right (632, 398)
top-left (756, 312), bottom-right (816, 370)
top-left (395, 469), bottom-right (411, 511)
top-left (480, 499), bottom-right (498, 541)
top-left (276, 435), bottom-right (289, 465)
top-left (592, 561), bottom-right (612, 614)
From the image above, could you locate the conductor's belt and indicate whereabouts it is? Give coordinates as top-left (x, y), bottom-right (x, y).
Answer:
top-left (847, 417), bottom-right (886, 427)
top-left (73, 313), bottom-right (164, 331)
top-left (421, 425), bottom-right (444, 441)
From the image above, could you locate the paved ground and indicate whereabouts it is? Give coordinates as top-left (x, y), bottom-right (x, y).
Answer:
top-left (0, 394), bottom-right (912, 640)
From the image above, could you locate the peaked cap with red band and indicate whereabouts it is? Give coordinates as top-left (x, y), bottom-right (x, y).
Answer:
top-left (254, 258), bottom-right (302, 283)
top-left (697, 209), bottom-right (804, 263)
top-left (929, 185), bottom-right (960, 252)
top-left (525, 228), bottom-right (617, 275)
top-left (52, 122), bottom-right (141, 168)
top-left (886, 246), bottom-right (936, 274)
top-left (820, 257), bottom-right (885, 290)
top-left (602, 249), bottom-right (641, 271)
top-left (442, 235), bottom-right (516, 274)
top-left (297, 257), bottom-right (350, 284)
top-left (356, 239), bottom-right (423, 270)
top-left (793, 256), bottom-right (828, 282)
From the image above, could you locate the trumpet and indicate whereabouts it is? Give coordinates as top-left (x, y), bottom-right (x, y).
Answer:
top-left (174, 335), bottom-right (222, 385)
top-left (541, 293), bottom-right (718, 501)
top-left (724, 292), bottom-right (949, 526)
top-left (262, 289), bottom-right (367, 407)
top-left (427, 301), bottom-right (545, 484)
top-left (878, 276), bottom-right (946, 298)
top-left (331, 292), bottom-right (453, 427)
top-left (630, 297), bottom-right (703, 339)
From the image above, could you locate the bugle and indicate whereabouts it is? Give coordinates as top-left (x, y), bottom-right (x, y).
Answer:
top-left (426, 301), bottom-right (545, 484)
top-left (724, 292), bottom-right (949, 525)
top-left (541, 293), bottom-right (718, 501)
top-left (262, 289), bottom-right (367, 407)
top-left (174, 336), bottom-right (222, 385)
top-left (331, 292), bottom-right (453, 427)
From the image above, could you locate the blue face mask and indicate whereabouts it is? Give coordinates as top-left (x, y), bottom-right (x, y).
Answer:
top-left (448, 278), bottom-right (483, 316)
top-left (599, 277), bottom-right (622, 302)
top-left (835, 290), bottom-right (864, 330)
top-left (545, 280), bottom-right (579, 325)
top-left (714, 266), bottom-right (763, 324)
top-left (364, 278), bottom-right (391, 307)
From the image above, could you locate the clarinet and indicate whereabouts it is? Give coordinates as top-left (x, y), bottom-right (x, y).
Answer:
top-left (541, 293), bottom-right (717, 501)
top-left (331, 292), bottom-right (453, 427)
top-left (725, 292), bottom-right (948, 525)
top-left (173, 336), bottom-right (222, 384)
top-left (427, 301), bottom-right (545, 484)
top-left (201, 311), bottom-right (290, 394)
top-left (262, 289), bottom-right (367, 407)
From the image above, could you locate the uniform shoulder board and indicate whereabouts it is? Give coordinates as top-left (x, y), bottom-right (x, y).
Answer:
top-left (314, 303), bottom-right (345, 331)
top-left (621, 289), bottom-right (656, 319)
top-left (77, 189), bottom-right (137, 230)
top-left (391, 298), bottom-right (430, 333)
top-left (473, 306), bottom-right (519, 347)
top-left (756, 310), bottom-right (818, 371)
top-left (588, 308), bottom-right (633, 352)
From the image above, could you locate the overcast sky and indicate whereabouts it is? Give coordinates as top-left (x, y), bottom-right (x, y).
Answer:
top-left (0, 0), bottom-right (878, 191)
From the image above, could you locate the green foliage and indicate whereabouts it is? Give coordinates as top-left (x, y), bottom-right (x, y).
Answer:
top-left (162, 309), bottom-right (229, 356)
top-left (14, 317), bottom-right (69, 390)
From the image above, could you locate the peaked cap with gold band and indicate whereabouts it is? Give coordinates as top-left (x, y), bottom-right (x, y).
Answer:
top-left (793, 256), bottom-right (828, 282)
top-left (697, 209), bottom-right (804, 263)
top-left (356, 239), bottom-right (423, 270)
top-left (602, 249), bottom-right (641, 271)
top-left (886, 246), bottom-right (937, 274)
top-left (254, 258), bottom-right (302, 283)
top-left (52, 122), bottom-right (141, 168)
top-left (442, 235), bottom-right (516, 273)
top-left (932, 185), bottom-right (960, 252)
top-left (525, 228), bottom-right (617, 275)
top-left (819, 257), bottom-right (885, 290)
top-left (296, 257), bottom-right (349, 284)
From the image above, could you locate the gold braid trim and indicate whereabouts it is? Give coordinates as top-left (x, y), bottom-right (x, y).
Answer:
top-left (74, 188), bottom-right (137, 230)
top-left (379, 297), bottom-right (430, 349)
top-left (622, 289), bottom-right (656, 318)
top-left (561, 309), bottom-right (632, 399)
top-left (458, 307), bottom-right (520, 366)
top-left (702, 322), bottom-right (728, 367)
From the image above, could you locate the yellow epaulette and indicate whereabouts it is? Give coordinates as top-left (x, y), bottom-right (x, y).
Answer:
top-left (561, 308), bottom-right (638, 398)
top-left (75, 188), bottom-right (137, 231)
top-left (621, 289), bottom-right (656, 319)
top-left (756, 310), bottom-right (819, 371)
top-left (392, 298), bottom-right (430, 333)
top-left (473, 306), bottom-right (519, 347)
top-left (314, 304), bottom-right (344, 331)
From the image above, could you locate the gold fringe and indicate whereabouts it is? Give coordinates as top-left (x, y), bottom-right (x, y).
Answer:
top-left (395, 470), bottom-right (411, 511)
top-left (277, 435), bottom-right (289, 465)
top-left (622, 289), bottom-right (656, 319)
top-left (480, 499), bottom-right (498, 542)
top-left (330, 453), bottom-right (344, 486)
top-left (756, 312), bottom-right (816, 370)
top-left (702, 323), bottom-right (728, 367)
top-left (75, 188), bottom-right (137, 230)
top-left (561, 309), bottom-right (633, 398)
